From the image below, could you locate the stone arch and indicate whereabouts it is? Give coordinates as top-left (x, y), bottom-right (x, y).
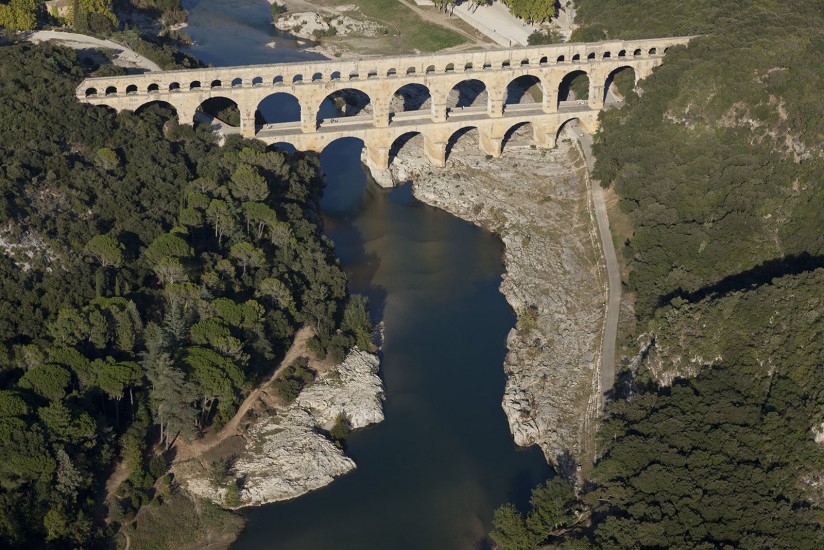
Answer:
top-left (134, 100), bottom-right (178, 119)
top-left (169, 82), bottom-right (180, 91)
top-left (555, 117), bottom-right (582, 144)
top-left (348, 71), bottom-right (359, 80)
top-left (558, 70), bottom-right (589, 107)
top-left (267, 142), bottom-right (297, 154)
top-left (501, 121), bottom-right (534, 153)
top-left (502, 60), bottom-right (511, 68)
top-left (312, 72), bottom-right (323, 82)
top-left (539, 56), bottom-right (548, 65)
top-left (504, 75), bottom-right (543, 110)
top-left (367, 69), bottom-right (378, 78)
top-left (273, 75), bottom-right (284, 84)
top-left (147, 83), bottom-right (160, 93)
top-left (464, 62), bottom-right (474, 70)
top-left (618, 49), bottom-right (626, 58)
top-left (445, 63), bottom-right (455, 72)
top-left (448, 79), bottom-right (488, 109)
top-left (445, 126), bottom-right (478, 161)
top-left (231, 77), bottom-right (243, 87)
top-left (520, 58), bottom-right (529, 66)
top-left (587, 52), bottom-right (596, 61)
top-left (85, 87), bottom-right (98, 97)
top-left (331, 71), bottom-right (342, 80)
top-left (195, 97), bottom-right (241, 127)
top-left (649, 47), bottom-right (658, 55)
top-left (125, 84), bottom-right (138, 94)
top-left (190, 81), bottom-right (201, 90)
top-left (293, 74), bottom-right (303, 83)
top-left (388, 131), bottom-right (422, 166)
top-left (252, 76), bottom-right (263, 86)
top-left (257, 92), bottom-right (302, 125)
top-left (425, 65), bottom-right (436, 74)
top-left (482, 61), bottom-right (492, 69)
top-left (633, 48), bottom-right (642, 56)
top-left (557, 55), bottom-right (565, 62)
top-left (211, 79), bottom-right (222, 89)
top-left (319, 137), bottom-right (368, 209)
top-left (387, 68), bottom-right (397, 77)
top-left (317, 88), bottom-right (373, 123)
top-left (406, 67), bottom-right (416, 75)
top-left (603, 51), bottom-right (611, 58)
top-left (105, 86), bottom-right (117, 96)
top-left (603, 66), bottom-right (637, 104)
top-left (571, 53), bottom-right (580, 61)
top-left (390, 83), bottom-right (431, 118)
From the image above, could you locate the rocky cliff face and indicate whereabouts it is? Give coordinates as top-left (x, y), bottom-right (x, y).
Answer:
top-left (367, 128), bottom-right (605, 472)
top-left (183, 349), bottom-right (384, 507)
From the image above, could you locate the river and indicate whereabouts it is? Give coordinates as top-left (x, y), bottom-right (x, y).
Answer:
top-left (181, 1), bottom-right (553, 548)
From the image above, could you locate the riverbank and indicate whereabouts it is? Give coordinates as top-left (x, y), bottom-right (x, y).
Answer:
top-left (269, 0), bottom-right (489, 58)
top-left (368, 126), bottom-right (606, 475)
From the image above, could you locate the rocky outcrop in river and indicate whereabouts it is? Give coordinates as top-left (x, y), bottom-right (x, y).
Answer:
top-left (366, 128), bottom-right (605, 474)
top-left (182, 349), bottom-right (384, 507)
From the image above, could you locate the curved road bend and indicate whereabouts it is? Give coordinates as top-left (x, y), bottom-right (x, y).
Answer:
top-left (27, 31), bottom-right (161, 72)
top-left (570, 120), bottom-right (620, 405)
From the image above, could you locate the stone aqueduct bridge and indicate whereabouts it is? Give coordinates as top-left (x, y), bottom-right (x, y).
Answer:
top-left (77, 37), bottom-right (691, 168)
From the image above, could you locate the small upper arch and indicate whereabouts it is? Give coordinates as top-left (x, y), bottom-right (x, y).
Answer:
top-left (85, 87), bottom-right (98, 97)
top-left (105, 86), bottom-right (117, 96)
top-left (190, 81), bottom-right (202, 90)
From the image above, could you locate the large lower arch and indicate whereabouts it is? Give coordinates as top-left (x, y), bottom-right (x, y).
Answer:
top-left (501, 121), bottom-right (535, 153)
top-left (388, 131), bottom-right (423, 167)
top-left (603, 66), bottom-right (637, 104)
top-left (448, 79), bottom-right (488, 110)
top-left (558, 70), bottom-right (589, 108)
top-left (256, 92), bottom-right (302, 125)
top-left (389, 84), bottom-right (431, 120)
top-left (195, 97), bottom-right (241, 127)
top-left (445, 126), bottom-right (479, 162)
top-left (317, 88), bottom-right (373, 124)
top-left (555, 117), bottom-right (583, 145)
top-left (134, 100), bottom-right (178, 120)
top-left (504, 75), bottom-right (543, 110)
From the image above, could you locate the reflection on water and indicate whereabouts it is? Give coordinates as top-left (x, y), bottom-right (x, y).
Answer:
top-left (233, 140), bottom-right (551, 550)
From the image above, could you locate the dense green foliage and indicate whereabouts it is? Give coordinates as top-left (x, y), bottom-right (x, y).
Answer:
top-left (494, 1), bottom-right (824, 548)
top-left (489, 478), bottom-right (576, 549)
top-left (0, 42), bottom-right (370, 547)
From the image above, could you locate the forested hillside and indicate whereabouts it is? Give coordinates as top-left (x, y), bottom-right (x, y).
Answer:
top-left (0, 43), bottom-right (370, 547)
top-left (491, 1), bottom-right (824, 548)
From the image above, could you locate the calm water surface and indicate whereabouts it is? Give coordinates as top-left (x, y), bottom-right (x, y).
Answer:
top-left (180, 2), bottom-right (553, 548)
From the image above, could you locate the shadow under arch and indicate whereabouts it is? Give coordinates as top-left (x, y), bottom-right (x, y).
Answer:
top-left (318, 88), bottom-right (373, 122)
top-left (558, 70), bottom-right (589, 107)
top-left (501, 121), bottom-right (535, 153)
top-left (555, 117), bottom-right (583, 145)
top-left (134, 99), bottom-right (178, 118)
top-left (445, 126), bottom-right (478, 161)
top-left (390, 83), bottom-right (431, 116)
top-left (317, 136), bottom-right (369, 214)
top-left (603, 66), bottom-right (637, 104)
top-left (448, 79), bottom-right (487, 109)
top-left (504, 75), bottom-right (543, 109)
top-left (388, 131), bottom-right (423, 167)
top-left (266, 142), bottom-right (298, 155)
top-left (195, 96), bottom-right (241, 127)
top-left (257, 92), bottom-right (302, 125)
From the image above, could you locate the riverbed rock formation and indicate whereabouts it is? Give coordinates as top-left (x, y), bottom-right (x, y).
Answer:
top-left (368, 127), bottom-right (605, 473)
top-left (181, 349), bottom-right (384, 507)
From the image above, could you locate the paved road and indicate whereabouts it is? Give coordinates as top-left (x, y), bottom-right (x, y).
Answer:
top-left (570, 120), bottom-right (620, 404)
top-left (27, 30), bottom-right (161, 72)
top-left (451, 1), bottom-right (536, 47)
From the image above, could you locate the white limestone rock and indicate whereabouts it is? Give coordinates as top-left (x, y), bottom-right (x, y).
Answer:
top-left (374, 128), bottom-right (605, 469)
top-left (234, 409), bottom-right (356, 506)
top-left (183, 349), bottom-right (384, 508)
top-left (297, 348), bottom-right (384, 429)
